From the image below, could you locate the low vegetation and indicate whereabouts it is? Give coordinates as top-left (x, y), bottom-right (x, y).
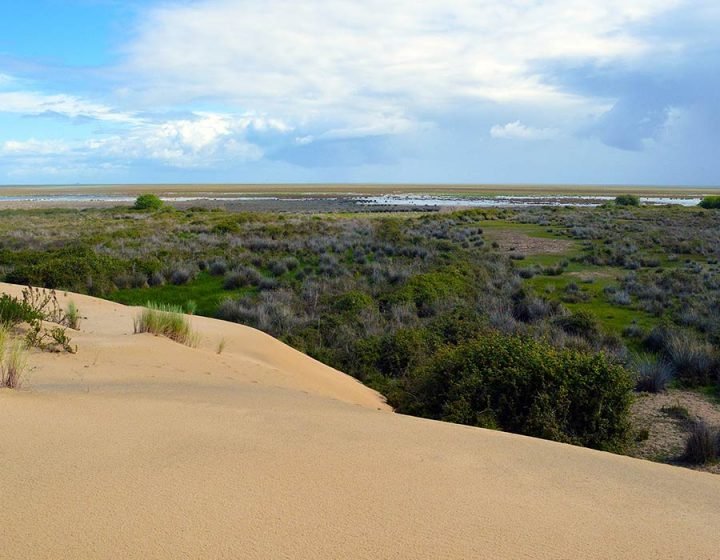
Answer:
top-left (1, 201), bottom-right (719, 466)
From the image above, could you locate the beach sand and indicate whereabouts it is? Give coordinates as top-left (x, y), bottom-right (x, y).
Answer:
top-left (1, 283), bottom-right (719, 559)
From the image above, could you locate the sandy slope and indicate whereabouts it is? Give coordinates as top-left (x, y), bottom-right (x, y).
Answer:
top-left (1, 284), bottom-right (719, 559)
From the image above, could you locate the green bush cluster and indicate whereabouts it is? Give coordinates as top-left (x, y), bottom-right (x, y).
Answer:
top-left (5, 246), bottom-right (123, 294)
top-left (133, 194), bottom-right (164, 210)
top-left (0, 294), bottom-right (40, 327)
top-left (615, 194), bottom-right (641, 206)
top-left (393, 332), bottom-right (633, 451)
top-left (699, 196), bottom-right (720, 209)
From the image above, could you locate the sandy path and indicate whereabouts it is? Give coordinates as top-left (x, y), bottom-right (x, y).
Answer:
top-left (1, 284), bottom-right (719, 559)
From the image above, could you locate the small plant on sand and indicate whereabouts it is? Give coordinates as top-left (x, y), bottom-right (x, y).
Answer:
top-left (22, 286), bottom-right (64, 323)
top-left (25, 323), bottom-right (77, 353)
top-left (0, 328), bottom-right (29, 389)
top-left (0, 289), bottom-right (76, 353)
top-left (133, 302), bottom-right (199, 347)
top-left (64, 301), bottom-right (81, 330)
top-left (216, 337), bottom-right (226, 355)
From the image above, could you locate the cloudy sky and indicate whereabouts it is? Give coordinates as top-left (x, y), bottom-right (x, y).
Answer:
top-left (0, 0), bottom-right (718, 185)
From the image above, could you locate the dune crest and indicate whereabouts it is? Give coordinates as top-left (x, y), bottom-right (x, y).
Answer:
top-left (1, 284), bottom-right (719, 559)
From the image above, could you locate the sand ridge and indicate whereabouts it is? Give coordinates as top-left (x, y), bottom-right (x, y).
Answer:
top-left (1, 283), bottom-right (719, 559)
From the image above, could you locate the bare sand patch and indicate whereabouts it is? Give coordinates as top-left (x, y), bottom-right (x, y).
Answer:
top-left (485, 228), bottom-right (576, 255)
top-left (631, 389), bottom-right (720, 474)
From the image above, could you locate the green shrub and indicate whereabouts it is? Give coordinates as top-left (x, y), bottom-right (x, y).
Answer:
top-left (395, 332), bottom-right (633, 451)
top-left (553, 309), bottom-right (601, 339)
top-left (698, 196), bottom-right (720, 209)
top-left (133, 194), bottom-right (164, 211)
top-left (615, 194), bottom-right (641, 206)
top-left (0, 294), bottom-right (39, 327)
top-left (333, 291), bottom-right (374, 317)
top-left (133, 302), bottom-right (199, 346)
top-left (386, 271), bottom-right (469, 315)
top-left (6, 247), bottom-right (122, 295)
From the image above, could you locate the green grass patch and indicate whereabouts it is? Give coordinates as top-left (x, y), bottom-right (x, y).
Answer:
top-left (109, 272), bottom-right (252, 317)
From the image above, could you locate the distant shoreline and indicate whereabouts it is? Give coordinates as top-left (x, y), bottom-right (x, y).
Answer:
top-left (0, 183), bottom-right (719, 198)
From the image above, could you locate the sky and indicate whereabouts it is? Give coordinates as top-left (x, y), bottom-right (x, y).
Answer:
top-left (0, 0), bottom-right (718, 186)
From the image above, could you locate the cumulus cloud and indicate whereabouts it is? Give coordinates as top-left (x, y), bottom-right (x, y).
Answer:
top-left (490, 121), bottom-right (558, 140)
top-left (0, 112), bottom-right (289, 170)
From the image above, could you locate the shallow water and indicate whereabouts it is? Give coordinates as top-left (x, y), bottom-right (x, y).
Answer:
top-left (0, 192), bottom-right (704, 207)
top-left (353, 194), bottom-right (703, 207)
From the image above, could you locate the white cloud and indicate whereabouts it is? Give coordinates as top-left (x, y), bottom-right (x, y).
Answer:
top-left (0, 90), bottom-right (138, 123)
top-left (1, 139), bottom-right (71, 155)
top-left (122, 0), bottom-right (683, 126)
top-left (93, 113), bottom-right (273, 167)
top-left (490, 121), bottom-right (558, 140)
top-left (0, 112), bottom-right (286, 169)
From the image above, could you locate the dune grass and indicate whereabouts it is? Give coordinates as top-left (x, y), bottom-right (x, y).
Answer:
top-left (65, 301), bottom-right (81, 329)
top-left (0, 326), bottom-right (29, 389)
top-left (133, 302), bottom-right (199, 347)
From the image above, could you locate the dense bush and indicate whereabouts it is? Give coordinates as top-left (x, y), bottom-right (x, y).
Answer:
top-left (0, 294), bottom-right (40, 327)
top-left (615, 194), bottom-right (641, 206)
top-left (393, 332), bottom-right (633, 451)
top-left (133, 194), bottom-right (164, 210)
top-left (5, 246), bottom-right (122, 294)
top-left (699, 196), bottom-right (720, 209)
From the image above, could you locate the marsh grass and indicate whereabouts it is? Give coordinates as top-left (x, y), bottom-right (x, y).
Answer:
top-left (133, 302), bottom-right (199, 347)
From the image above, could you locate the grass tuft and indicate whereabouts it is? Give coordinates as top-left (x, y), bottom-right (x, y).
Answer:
top-left (133, 302), bottom-right (199, 347)
top-left (683, 421), bottom-right (720, 464)
top-left (65, 300), bottom-right (81, 329)
top-left (632, 353), bottom-right (673, 393)
top-left (0, 327), bottom-right (29, 389)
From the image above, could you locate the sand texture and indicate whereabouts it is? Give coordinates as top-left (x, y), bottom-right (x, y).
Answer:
top-left (1, 283), bottom-right (719, 559)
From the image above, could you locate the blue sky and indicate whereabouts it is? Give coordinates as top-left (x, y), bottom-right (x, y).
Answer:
top-left (0, 0), bottom-right (718, 185)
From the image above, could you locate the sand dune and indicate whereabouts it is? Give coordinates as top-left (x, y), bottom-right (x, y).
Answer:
top-left (1, 284), bottom-right (719, 559)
